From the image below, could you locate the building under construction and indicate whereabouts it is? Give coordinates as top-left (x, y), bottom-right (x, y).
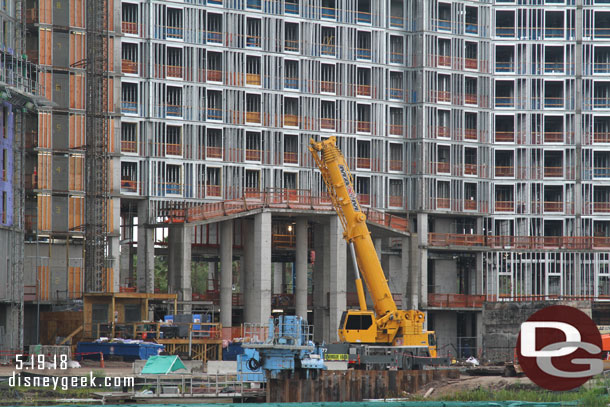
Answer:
top-left (3, 0), bottom-right (610, 357)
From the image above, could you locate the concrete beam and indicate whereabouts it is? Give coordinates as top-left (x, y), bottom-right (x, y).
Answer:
top-left (137, 201), bottom-right (155, 293)
top-left (295, 217), bottom-right (308, 319)
top-left (220, 220), bottom-right (233, 330)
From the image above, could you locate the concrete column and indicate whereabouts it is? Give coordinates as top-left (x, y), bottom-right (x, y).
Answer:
top-left (313, 222), bottom-right (328, 343)
top-left (411, 212), bottom-right (429, 309)
top-left (327, 216), bottom-right (346, 343)
top-left (220, 220), bottom-right (233, 331)
top-left (272, 263), bottom-right (283, 294)
top-left (400, 237), bottom-right (410, 307)
top-left (295, 217), bottom-right (308, 319)
top-left (246, 212), bottom-right (272, 324)
top-left (137, 201), bottom-right (155, 293)
top-left (242, 220), bottom-right (253, 322)
top-left (168, 224), bottom-right (192, 308)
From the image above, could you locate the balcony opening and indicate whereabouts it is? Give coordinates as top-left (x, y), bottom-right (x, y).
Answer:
top-left (246, 131), bottom-right (262, 161)
top-left (495, 185), bottom-right (514, 212)
top-left (544, 186), bottom-right (563, 212)
top-left (207, 90), bottom-right (222, 121)
top-left (437, 109), bottom-right (450, 138)
top-left (321, 27), bottom-right (335, 56)
top-left (465, 41), bottom-right (478, 70)
top-left (438, 3), bottom-right (451, 31)
top-left (207, 51), bottom-right (222, 82)
top-left (321, 0), bottom-right (336, 19)
top-left (464, 183), bottom-right (477, 210)
top-left (284, 134), bottom-right (299, 164)
top-left (207, 14), bottom-right (222, 44)
top-left (464, 147), bottom-right (477, 176)
top-left (246, 18), bottom-right (262, 48)
top-left (166, 164), bottom-right (182, 195)
top-left (594, 81), bottom-right (610, 108)
top-left (465, 77), bottom-right (477, 105)
top-left (357, 0), bottom-right (371, 24)
top-left (495, 45), bottom-right (514, 72)
top-left (545, 46), bottom-right (564, 73)
top-left (594, 151), bottom-right (610, 178)
top-left (356, 176), bottom-right (370, 206)
top-left (389, 143), bottom-right (403, 171)
top-left (121, 162), bottom-right (138, 193)
top-left (246, 94), bottom-right (261, 124)
top-left (356, 31), bottom-right (371, 60)
top-left (389, 179), bottom-right (403, 207)
top-left (595, 11), bottom-right (610, 38)
top-left (545, 10), bottom-right (564, 38)
top-left (285, 22), bottom-right (299, 52)
top-left (595, 116), bottom-right (610, 142)
top-left (167, 125), bottom-right (182, 156)
top-left (437, 145), bottom-right (450, 174)
top-left (595, 46), bottom-right (610, 73)
top-left (465, 111), bottom-right (477, 140)
top-left (121, 122), bottom-right (137, 153)
top-left (495, 150), bottom-right (514, 177)
top-left (207, 128), bottom-right (223, 159)
top-left (356, 140), bottom-right (371, 169)
top-left (245, 170), bottom-right (260, 196)
top-left (390, 0), bottom-right (403, 27)
top-left (167, 8), bottom-right (183, 40)
top-left (321, 63), bottom-right (335, 93)
top-left (121, 42), bottom-right (138, 74)
top-left (356, 104), bottom-right (371, 133)
top-left (495, 115), bottom-right (514, 142)
top-left (544, 151), bottom-right (563, 178)
top-left (389, 107), bottom-right (403, 136)
top-left (495, 10), bottom-right (515, 37)
top-left (595, 186), bottom-right (610, 213)
top-left (284, 60), bottom-right (299, 90)
top-left (284, 172), bottom-right (297, 192)
top-left (246, 55), bottom-right (261, 86)
top-left (544, 116), bottom-right (563, 143)
top-left (285, 0), bottom-right (299, 15)
top-left (321, 100), bottom-right (335, 130)
top-left (437, 180), bottom-right (450, 208)
top-left (544, 81), bottom-right (564, 108)
top-left (465, 6), bottom-right (478, 34)
top-left (495, 80), bottom-right (514, 107)
top-left (438, 38), bottom-right (450, 67)
top-left (387, 72), bottom-right (403, 100)
top-left (544, 219), bottom-right (563, 236)
top-left (121, 3), bottom-right (138, 34)
top-left (207, 167), bottom-right (221, 197)
top-left (284, 97), bottom-right (299, 127)
top-left (437, 74), bottom-right (450, 102)
top-left (594, 220), bottom-right (610, 238)
top-left (390, 35), bottom-right (404, 64)
top-left (167, 86), bottom-right (182, 117)
top-left (167, 47), bottom-right (183, 78)
top-left (121, 82), bottom-right (138, 114)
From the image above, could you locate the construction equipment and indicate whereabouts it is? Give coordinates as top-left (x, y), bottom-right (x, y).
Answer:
top-left (238, 315), bottom-right (326, 381)
top-left (309, 136), bottom-right (448, 369)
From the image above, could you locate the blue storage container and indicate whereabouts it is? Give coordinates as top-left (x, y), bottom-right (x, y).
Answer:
top-left (77, 342), bottom-right (164, 361)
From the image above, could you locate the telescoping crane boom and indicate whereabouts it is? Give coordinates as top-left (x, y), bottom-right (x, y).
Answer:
top-left (310, 136), bottom-right (443, 367)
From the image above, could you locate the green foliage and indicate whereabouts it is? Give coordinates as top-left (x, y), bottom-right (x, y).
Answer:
top-left (191, 261), bottom-right (209, 294)
top-left (155, 256), bottom-right (168, 293)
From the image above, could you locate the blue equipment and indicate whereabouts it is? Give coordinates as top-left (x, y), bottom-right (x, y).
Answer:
top-left (237, 315), bottom-right (326, 381)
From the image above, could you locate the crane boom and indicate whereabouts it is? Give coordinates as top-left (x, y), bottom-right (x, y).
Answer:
top-left (309, 136), bottom-right (397, 319)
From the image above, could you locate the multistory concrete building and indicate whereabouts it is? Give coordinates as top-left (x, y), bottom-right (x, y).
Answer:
top-left (13, 0), bottom-right (610, 357)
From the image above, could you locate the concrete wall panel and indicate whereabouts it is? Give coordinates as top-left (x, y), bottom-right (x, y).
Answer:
top-left (52, 113), bottom-right (69, 150)
top-left (51, 196), bottom-right (68, 232)
top-left (53, 0), bottom-right (69, 27)
top-left (52, 155), bottom-right (69, 192)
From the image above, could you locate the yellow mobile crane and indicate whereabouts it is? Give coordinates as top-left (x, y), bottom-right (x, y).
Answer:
top-left (310, 136), bottom-right (448, 369)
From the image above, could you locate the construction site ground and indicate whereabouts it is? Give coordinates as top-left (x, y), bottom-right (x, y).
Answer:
top-left (415, 374), bottom-right (536, 399)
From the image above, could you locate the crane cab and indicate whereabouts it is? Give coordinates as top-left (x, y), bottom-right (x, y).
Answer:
top-left (338, 310), bottom-right (378, 343)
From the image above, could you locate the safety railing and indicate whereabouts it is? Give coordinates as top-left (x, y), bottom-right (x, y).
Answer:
top-left (246, 111), bottom-right (261, 123)
top-left (121, 180), bottom-right (138, 193)
top-left (321, 7), bottom-right (336, 19)
top-left (246, 73), bottom-right (261, 86)
top-left (428, 293), bottom-right (484, 309)
top-left (207, 69), bottom-right (222, 82)
top-left (437, 55), bottom-right (451, 67)
top-left (356, 47), bottom-right (372, 59)
top-left (496, 26), bottom-right (515, 37)
top-left (357, 84), bottom-right (371, 96)
top-left (544, 166), bottom-right (563, 177)
top-left (122, 21), bottom-right (138, 35)
top-left (284, 114), bottom-right (299, 127)
top-left (321, 81), bottom-right (335, 93)
top-left (166, 104), bottom-right (182, 117)
top-left (206, 185), bottom-right (222, 197)
top-left (544, 61), bottom-right (564, 73)
top-left (464, 163), bottom-right (478, 176)
top-left (357, 121), bottom-right (371, 133)
top-left (390, 87), bottom-right (403, 100)
top-left (465, 129), bottom-right (478, 140)
top-left (285, 40), bottom-right (299, 52)
top-left (358, 194), bottom-right (370, 206)
top-left (285, 77), bottom-right (298, 89)
top-left (272, 234), bottom-right (296, 249)
top-left (544, 97), bottom-right (563, 108)
top-left (245, 149), bottom-right (261, 161)
top-left (389, 160), bottom-right (402, 171)
top-left (390, 52), bottom-right (404, 64)
top-left (544, 131), bottom-right (563, 143)
top-left (543, 201), bottom-right (563, 212)
top-left (436, 198), bottom-right (450, 209)
top-left (594, 132), bottom-right (610, 143)
top-left (208, 108), bottom-right (222, 120)
top-left (357, 10), bottom-right (372, 24)
top-left (594, 202), bottom-right (610, 213)
top-left (206, 146), bottom-right (222, 159)
top-left (320, 118), bottom-right (335, 130)
top-left (435, 19), bottom-right (451, 31)
top-left (285, 2), bottom-right (299, 14)
top-left (545, 27), bottom-right (564, 38)
top-left (429, 233), bottom-right (610, 250)
top-left (389, 124), bottom-right (403, 135)
top-left (495, 166), bottom-right (515, 177)
top-left (356, 157), bottom-right (371, 169)
top-left (436, 162), bottom-right (450, 174)
top-left (246, 0), bottom-right (262, 9)
top-left (428, 233), bottom-right (484, 247)
top-left (121, 140), bottom-right (137, 153)
top-left (464, 199), bottom-right (477, 211)
top-left (83, 321), bottom-right (221, 342)
top-left (122, 100), bottom-right (138, 113)
top-left (465, 23), bottom-right (478, 34)
top-left (465, 58), bottom-right (477, 70)
top-left (246, 35), bottom-right (261, 48)
top-left (283, 151), bottom-right (298, 164)
top-left (388, 196), bottom-right (403, 208)
top-left (167, 65), bottom-right (183, 78)
top-left (495, 201), bottom-right (514, 212)
top-left (122, 60), bottom-right (138, 74)
top-left (495, 96), bottom-right (514, 107)
top-left (166, 25), bottom-right (183, 39)
top-left (167, 143), bottom-right (182, 156)
top-left (207, 31), bottom-right (222, 44)
top-left (321, 43), bottom-right (335, 56)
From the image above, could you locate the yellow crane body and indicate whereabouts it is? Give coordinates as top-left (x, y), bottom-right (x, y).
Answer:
top-left (309, 136), bottom-right (438, 358)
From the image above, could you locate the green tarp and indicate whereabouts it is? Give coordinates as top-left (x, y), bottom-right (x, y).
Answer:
top-left (141, 355), bottom-right (187, 374)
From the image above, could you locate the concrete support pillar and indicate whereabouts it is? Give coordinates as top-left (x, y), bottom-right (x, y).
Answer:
top-left (245, 212), bottom-right (272, 324)
top-left (400, 237), bottom-right (410, 307)
top-left (295, 217), bottom-right (308, 319)
top-left (272, 263), bottom-right (283, 294)
top-left (220, 220), bottom-right (233, 331)
top-left (137, 201), bottom-right (155, 293)
top-left (168, 224), bottom-right (192, 309)
top-left (242, 220), bottom-right (252, 322)
top-left (411, 213), bottom-right (428, 310)
top-left (328, 216), bottom-right (347, 342)
top-left (313, 222), bottom-right (329, 343)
